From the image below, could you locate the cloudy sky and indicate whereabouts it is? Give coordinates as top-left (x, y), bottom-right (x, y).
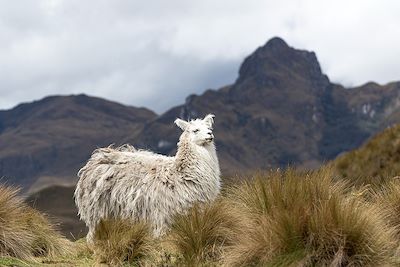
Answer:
top-left (1, 0), bottom-right (399, 113)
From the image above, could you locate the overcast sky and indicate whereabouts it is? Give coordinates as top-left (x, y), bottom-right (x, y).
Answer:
top-left (1, 0), bottom-right (399, 113)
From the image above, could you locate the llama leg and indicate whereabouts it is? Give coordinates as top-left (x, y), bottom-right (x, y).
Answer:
top-left (86, 227), bottom-right (95, 245)
top-left (153, 218), bottom-right (166, 238)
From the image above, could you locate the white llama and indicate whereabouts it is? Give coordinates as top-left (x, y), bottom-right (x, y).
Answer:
top-left (74, 114), bottom-right (220, 243)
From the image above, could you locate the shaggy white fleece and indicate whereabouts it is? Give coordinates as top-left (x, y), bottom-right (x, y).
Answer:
top-left (74, 114), bottom-right (220, 243)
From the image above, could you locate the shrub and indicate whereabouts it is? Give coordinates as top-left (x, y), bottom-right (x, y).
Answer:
top-left (169, 200), bottom-right (235, 265)
top-left (373, 179), bottom-right (400, 238)
top-left (223, 168), bottom-right (398, 266)
top-left (0, 185), bottom-right (72, 260)
top-left (93, 219), bottom-right (153, 266)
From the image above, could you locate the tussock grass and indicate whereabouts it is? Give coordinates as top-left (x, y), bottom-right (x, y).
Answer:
top-left (223, 168), bottom-right (399, 266)
top-left (373, 179), bottom-right (400, 238)
top-left (4, 166), bottom-right (400, 266)
top-left (0, 185), bottom-right (72, 260)
top-left (169, 200), bottom-right (235, 265)
top-left (93, 219), bottom-right (153, 266)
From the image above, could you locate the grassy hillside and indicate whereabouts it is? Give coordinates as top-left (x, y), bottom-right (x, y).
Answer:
top-left (333, 124), bottom-right (400, 186)
top-left (4, 167), bottom-right (400, 266)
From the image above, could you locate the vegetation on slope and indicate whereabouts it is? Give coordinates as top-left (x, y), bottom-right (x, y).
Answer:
top-left (3, 167), bottom-right (400, 266)
top-left (93, 219), bottom-right (154, 266)
top-left (223, 168), bottom-right (398, 266)
top-left (373, 179), bottom-right (400, 239)
top-left (169, 201), bottom-right (236, 265)
top-left (333, 124), bottom-right (400, 186)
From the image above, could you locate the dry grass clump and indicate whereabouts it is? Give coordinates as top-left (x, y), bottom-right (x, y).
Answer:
top-left (169, 200), bottom-right (236, 266)
top-left (373, 178), bottom-right (400, 238)
top-left (24, 209), bottom-right (73, 258)
top-left (0, 185), bottom-right (72, 260)
top-left (93, 219), bottom-right (154, 266)
top-left (223, 168), bottom-right (398, 266)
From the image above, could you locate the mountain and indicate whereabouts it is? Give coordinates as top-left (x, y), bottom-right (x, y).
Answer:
top-left (0, 94), bottom-right (156, 191)
top-left (2, 37), bottom-right (400, 191)
top-left (130, 37), bottom-right (400, 174)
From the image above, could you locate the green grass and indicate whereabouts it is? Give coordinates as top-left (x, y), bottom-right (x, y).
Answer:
top-left (0, 257), bottom-right (31, 267)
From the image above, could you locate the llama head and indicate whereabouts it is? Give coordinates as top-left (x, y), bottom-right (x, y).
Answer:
top-left (175, 114), bottom-right (215, 146)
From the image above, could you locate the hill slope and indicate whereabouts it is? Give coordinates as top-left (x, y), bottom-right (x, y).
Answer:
top-left (0, 94), bottom-right (156, 191)
top-left (333, 124), bottom-right (400, 184)
top-left (26, 185), bottom-right (86, 240)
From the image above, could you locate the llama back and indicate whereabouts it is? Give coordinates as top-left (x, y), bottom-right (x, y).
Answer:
top-left (74, 145), bottom-right (177, 239)
top-left (75, 146), bottom-right (140, 231)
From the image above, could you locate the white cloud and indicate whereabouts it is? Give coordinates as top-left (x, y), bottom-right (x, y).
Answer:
top-left (0, 0), bottom-right (399, 112)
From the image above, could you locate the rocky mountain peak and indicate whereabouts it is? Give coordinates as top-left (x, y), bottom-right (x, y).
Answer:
top-left (263, 36), bottom-right (289, 51)
top-left (237, 37), bottom-right (329, 88)
top-left (231, 37), bottom-right (330, 105)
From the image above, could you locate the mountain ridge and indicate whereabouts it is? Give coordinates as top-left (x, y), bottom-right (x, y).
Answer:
top-left (0, 94), bottom-right (157, 190)
top-left (2, 37), bottom-right (400, 191)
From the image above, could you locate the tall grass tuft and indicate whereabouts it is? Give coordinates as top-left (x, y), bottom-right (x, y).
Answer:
top-left (373, 178), bottom-right (400, 238)
top-left (93, 219), bottom-right (153, 266)
top-left (169, 200), bottom-right (235, 265)
top-left (223, 168), bottom-right (398, 266)
top-left (0, 185), bottom-right (72, 260)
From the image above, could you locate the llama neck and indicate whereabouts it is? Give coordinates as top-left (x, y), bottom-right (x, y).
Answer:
top-left (174, 135), bottom-right (219, 176)
top-left (174, 134), bottom-right (221, 203)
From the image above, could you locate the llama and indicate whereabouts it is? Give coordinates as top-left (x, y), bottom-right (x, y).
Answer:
top-left (74, 114), bottom-right (220, 243)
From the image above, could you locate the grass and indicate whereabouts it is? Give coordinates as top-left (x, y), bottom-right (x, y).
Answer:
top-left (169, 200), bottom-right (235, 266)
top-left (223, 168), bottom-right (399, 266)
top-left (0, 257), bottom-right (31, 267)
top-left (3, 165), bottom-right (400, 266)
top-left (373, 179), bottom-right (400, 238)
top-left (333, 124), bottom-right (400, 187)
top-left (0, 185), bottom-right (73, 261)
top-left (93, 219), bottom-right (154, 266)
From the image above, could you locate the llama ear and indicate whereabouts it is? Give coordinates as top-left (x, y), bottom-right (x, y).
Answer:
top-left (174, 118), bottom-right (189, 131)
top-left (203, 114), bottom-right (215, 127)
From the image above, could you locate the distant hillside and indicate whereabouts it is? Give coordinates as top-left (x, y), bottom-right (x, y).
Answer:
top-left (0, 95), bottom-right (156, 191)
top-left (26, 185), bottom-right (86, 240)
top-left (333, 124), bottom-right (400, 184)
top-left (2, 37), bottom-right (400, 190)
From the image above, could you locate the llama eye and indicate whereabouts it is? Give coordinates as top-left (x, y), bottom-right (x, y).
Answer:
top-left (193, 129), bottom-right (200, 133)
